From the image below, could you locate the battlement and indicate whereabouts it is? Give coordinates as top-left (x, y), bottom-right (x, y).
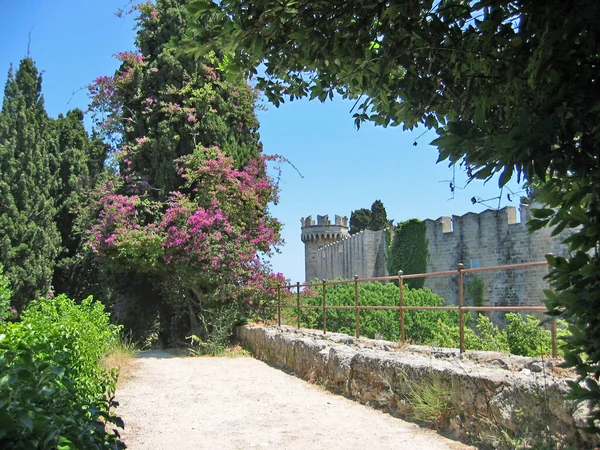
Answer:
top-left (301, 214), bottom-right (349, 228)
top-left (300, 214), bottom-right (349, 244)
top-left (316, 229), bottom-right (388, 280)
top-left (424, 204), bottom-right (528, 237)
top-left (318, 228), bottom-right (366, 249)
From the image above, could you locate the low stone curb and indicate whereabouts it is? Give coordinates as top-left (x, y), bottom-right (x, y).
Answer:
top-left (237, 325), bottom-right (598, 448)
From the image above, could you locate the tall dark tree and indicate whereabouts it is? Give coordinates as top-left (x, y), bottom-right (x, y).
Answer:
top-left (349, 208), bottom-right (370, 234)
top-left (0, 58), bottom-right (60, 308)
top-left (350, 200), bottom-right (391, 234)
top-left (368, 200), bottom-right (390, 231)
top-left (51, 109), bottom-right (108, 298)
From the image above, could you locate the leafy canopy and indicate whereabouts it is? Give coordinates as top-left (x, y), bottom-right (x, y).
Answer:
top-left (184, 0), bottom-right (600, 429)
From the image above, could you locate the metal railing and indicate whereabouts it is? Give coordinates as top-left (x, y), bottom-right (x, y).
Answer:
top-left (276, 261), bottom-right (558, 358)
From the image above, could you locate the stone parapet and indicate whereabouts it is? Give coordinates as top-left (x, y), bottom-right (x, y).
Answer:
top-left (237, 325), bottom-right (597, 448)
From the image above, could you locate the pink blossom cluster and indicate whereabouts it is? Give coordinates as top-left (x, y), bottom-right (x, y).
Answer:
top-left (134, 1), bottom-right (159, 21)
top-left (91, 145), bottom-right (282, 304)
top-left (202, 65), bottom-right (218, 81)
top-left (114, 51), bottom-right (144, 66)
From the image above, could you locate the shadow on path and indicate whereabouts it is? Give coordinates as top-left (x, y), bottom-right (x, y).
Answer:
top-left (135, 349), bottom-right (188, 359)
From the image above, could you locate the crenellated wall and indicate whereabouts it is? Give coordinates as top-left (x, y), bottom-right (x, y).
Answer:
top-left (302, 204), bottom-right (575, 317)
top-left (423, 205), bottom-right (573, 317)
top-left (316, 229), bottom-right (388, 280)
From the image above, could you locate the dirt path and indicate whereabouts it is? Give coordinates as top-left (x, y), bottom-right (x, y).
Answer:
top-left (116, 351), bottom-right (473, 450)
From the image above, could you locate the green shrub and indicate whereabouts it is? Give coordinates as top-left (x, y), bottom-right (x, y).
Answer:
top-left (431, 315), bottom-right (510, 352)
top-left (21, 295), bottom-right (120, 396)
top-left (430, 313), bottom-right (567, 357)
top-left (505, 313), bottom-right (552, 357)
top-left (189, 303), bottom-right (241, 356)
top-left (295, 281), bottom-right (569, 357)
top-left (299, 282), bottom-right (458, 343)
top-left (0, 265), bottom-right (12, 322)
top-left (0, 296), bottom-right (124, 449)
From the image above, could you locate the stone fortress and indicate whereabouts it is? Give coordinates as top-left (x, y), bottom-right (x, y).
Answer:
top-left (301, 203), bottom-right (573, 310)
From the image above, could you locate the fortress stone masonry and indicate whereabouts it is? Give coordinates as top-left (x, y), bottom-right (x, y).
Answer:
top-left (301, 204), bottom-right (574, 313)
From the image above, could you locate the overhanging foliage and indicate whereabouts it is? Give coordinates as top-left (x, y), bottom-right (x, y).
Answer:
top-left (184, 0), bottom-right (600, 430)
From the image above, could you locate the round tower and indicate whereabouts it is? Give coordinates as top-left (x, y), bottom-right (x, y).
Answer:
top-left (301, 214), bottom-right (349, 282)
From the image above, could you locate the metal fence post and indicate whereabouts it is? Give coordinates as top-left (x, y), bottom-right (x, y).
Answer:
top-left (457, 263), bottom-right (465, 354)
top-left (322, 279), bottom-right (327, 334)
top-left (296, 282), bottom-right (301, 330)
top-left (546, 253), bottom-right (558, 359)
top-left (277, 285), bottom-right (281, 327)
top-left (551, 319), bottom-right (558, 359)
top-left (354, 275), bottom-right (360, 338)
top-left (398, 270), bottom-right (405, 344)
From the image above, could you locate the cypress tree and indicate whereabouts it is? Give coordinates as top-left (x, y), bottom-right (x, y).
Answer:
top-left (368, 200), bottom-right (390, 231)
top-left (0, 58), bottom-right (60, 308)
top-left (349, 208), bottom-right (371, 234)
top-left (51, 109), bottom-right (108, 298)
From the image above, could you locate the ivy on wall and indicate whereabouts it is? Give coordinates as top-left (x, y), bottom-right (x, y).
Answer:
top-left (387, 219), bottom-right (428, 289)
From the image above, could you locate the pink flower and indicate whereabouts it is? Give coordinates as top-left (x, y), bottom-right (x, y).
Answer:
top-left (187, 114), bottom-right (196, 122)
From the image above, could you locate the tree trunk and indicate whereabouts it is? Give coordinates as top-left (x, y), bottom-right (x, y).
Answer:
top-left (188, 288), bottom-right (205, 339)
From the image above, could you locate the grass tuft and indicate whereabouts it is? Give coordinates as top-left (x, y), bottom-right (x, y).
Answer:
top-left (100, 333), bottom-right (140, 386)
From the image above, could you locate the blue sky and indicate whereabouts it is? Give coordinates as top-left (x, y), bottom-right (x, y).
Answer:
top-left (1, 1), bottom-right (525, 284)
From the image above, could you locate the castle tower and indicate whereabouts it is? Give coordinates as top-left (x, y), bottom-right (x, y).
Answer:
top-left (301, 214), bottom-right (349, 282)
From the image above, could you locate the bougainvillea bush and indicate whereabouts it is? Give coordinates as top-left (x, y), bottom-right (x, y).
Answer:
top-left (85, 0), bottom-right (284, 344)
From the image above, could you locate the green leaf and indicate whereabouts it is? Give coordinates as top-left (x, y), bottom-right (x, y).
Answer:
top-left (478, 19), bottom-right (497, 33)
top-left (18, 414), bottom-right (33, 432)
top-left (498, 166), bottom-right (513, 187)
top-left (579, 264), bottom-right (596, 277)
top-left (430, 133), bottom-right (464, 149)
top-left (550, 221), bottom-right (567, 236)
top-left (530, 208), bottom-right (554, 219)
top-left (186, 1), bottom-right (218, 15)
top-left (568, 206), bottom-right (590, 225)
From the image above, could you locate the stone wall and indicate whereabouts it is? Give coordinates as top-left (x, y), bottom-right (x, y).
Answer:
top-left (303, 205), bottom-right (574, 315)
top-left (237, 325), bottom-right (597, 448)
top-left (423, 205), bottom-right (574, 317)
top-left (315, 229), bottom-right (388, 280)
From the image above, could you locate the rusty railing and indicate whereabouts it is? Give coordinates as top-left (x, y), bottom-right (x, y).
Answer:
top-left (276, 260), bottom-right (558, 358)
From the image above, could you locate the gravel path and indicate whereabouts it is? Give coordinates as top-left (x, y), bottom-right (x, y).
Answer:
top-left (116, 351), bottom-right (473, 450)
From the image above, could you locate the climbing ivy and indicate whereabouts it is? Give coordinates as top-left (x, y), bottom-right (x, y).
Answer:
top-left (387, 219), bottom-right (428, 289)
top-left (466, 276), bottom-right (485, 308)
